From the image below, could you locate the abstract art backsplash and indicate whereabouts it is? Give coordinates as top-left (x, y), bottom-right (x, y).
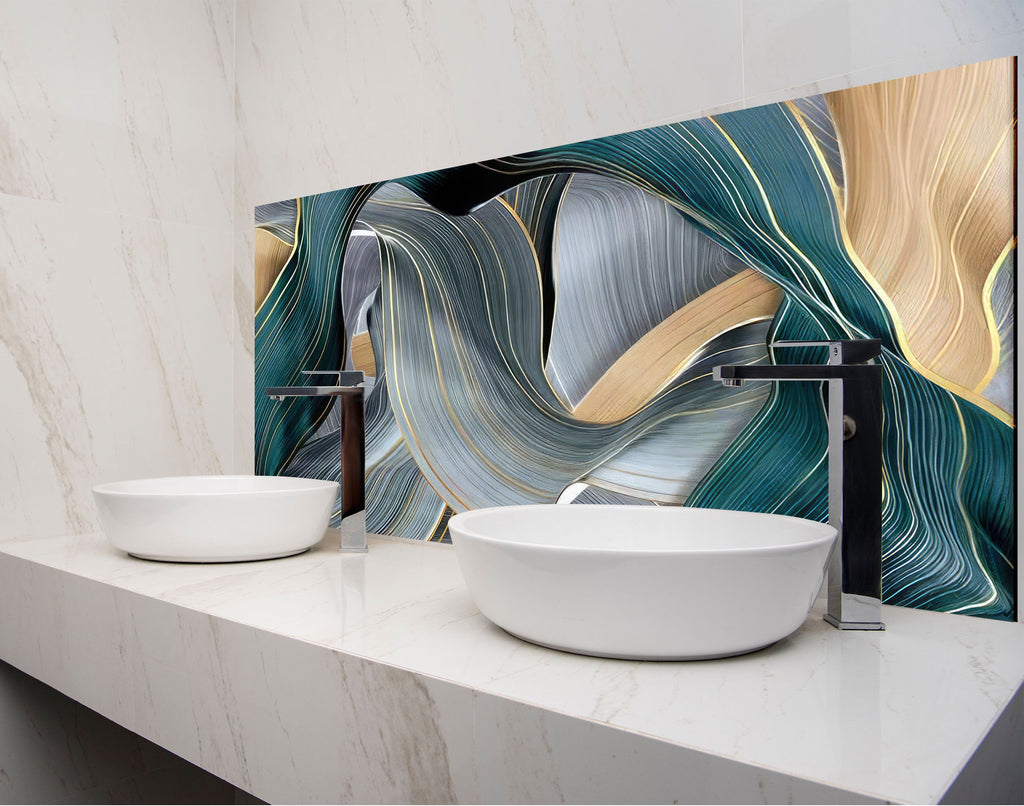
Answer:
top-left (255, 58), bottom-right (1016, 620)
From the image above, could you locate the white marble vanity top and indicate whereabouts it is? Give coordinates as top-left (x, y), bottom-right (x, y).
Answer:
top-left (0, 531), bottom-right (1022, 804)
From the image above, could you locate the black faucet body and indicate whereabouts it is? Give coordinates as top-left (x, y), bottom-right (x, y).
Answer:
top-left (714, 340), bottom-right (884, 630)
top-left (265, 370), bottom-right (367, 553)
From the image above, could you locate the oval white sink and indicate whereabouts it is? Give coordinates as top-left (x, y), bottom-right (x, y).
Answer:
top-left (93, 475), bottom-right (338, 562)
top-left (448, 505), bottom-right (837, 661)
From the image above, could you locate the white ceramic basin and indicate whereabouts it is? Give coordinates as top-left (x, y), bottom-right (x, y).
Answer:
top-left (448, 505), bottom-right (837, 661)
top-left (93, 475), bottom-right (338, 562)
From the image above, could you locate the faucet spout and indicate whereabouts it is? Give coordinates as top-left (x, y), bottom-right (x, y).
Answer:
top-left (713, 339), bottom-right (884, 631)
top-left (265, 370), bottom-right (368, 553)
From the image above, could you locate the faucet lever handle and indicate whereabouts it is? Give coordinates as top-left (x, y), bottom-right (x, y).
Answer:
top-left (300, 369), bottom-right (365, 386)
top-left (772, 339), bottom-right (881, 365)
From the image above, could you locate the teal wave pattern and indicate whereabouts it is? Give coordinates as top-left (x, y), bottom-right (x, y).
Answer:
top-left (255, 184), bottom-right (379, 478)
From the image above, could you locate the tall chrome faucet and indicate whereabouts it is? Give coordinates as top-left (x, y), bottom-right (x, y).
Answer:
top-left (265, 370), bottom-right (367, 553)
top-left (713, 340), bottom-right (884, 630)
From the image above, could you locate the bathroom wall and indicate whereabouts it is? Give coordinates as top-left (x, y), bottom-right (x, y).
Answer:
top-left (0, 1), bottom-right (238, 802)
top-left (235, 0), bottom-right (1023, 614)
top-left (0, 0), bottom-right (236, 542)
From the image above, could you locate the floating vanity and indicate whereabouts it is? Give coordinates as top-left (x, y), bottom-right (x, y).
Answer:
top-left (0, 532), bottom-right (1021, 804)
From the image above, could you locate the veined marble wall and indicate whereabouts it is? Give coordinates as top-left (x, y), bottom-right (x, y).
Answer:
top-left (0, 0), bottom-right (235, 542)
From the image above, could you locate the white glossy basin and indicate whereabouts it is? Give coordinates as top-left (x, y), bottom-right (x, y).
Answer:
top-left (448, 505), bottom-right (837, 661)
top-left (93, 475), bottom-right (338, 562)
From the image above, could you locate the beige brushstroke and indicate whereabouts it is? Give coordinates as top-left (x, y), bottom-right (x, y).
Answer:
top-left (254, 227), bottom-right (295, 312)
top-left (350, 330), bottom-right (377, 376)
top-left (826, 58), bottom-right (1015, 394)
top-left (573, 269), bottom-right (781, 423)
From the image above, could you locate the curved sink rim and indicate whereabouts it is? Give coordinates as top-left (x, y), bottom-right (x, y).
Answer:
top-left (448, 504), bottom-right (837, 556)
top-left (92, 475), bottom-right (339, 564)
top-left (93, 475), bottom-right (338, 498)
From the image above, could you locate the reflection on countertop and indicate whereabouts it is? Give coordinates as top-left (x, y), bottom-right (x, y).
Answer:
top-left (0, 531), bottom-right (1021, 804)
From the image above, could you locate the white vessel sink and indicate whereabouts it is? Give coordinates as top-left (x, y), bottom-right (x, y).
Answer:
top-left (448, 505), bottom-right (837, 660)
top-left (93, 475), bottom-right (338, 562)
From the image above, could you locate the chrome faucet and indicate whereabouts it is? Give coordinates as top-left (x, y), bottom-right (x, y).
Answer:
top-left (713, 339), bottom-right (884, 630)
top-left (265, 370), bottom-right (367, 553)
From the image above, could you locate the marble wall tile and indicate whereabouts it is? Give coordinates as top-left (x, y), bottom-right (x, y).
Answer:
top-left (1, 0), bottom-right (236, 540)
top-left (742, 28), bottom-right (1023, 111)
top-left (413, 0), bottom-right (744, 168)
top-left (233, 0), bottom-right (1022, 216)
top-left (233, 228), bottom-right (256, 473)
top-left (742, 0), bottom-right (1024, 99)
top-left (0, 194), bottom-right (233, 539)
top-left (233, 0), bottom-right (433, 224)
top-left (233, 0), bottom-right (743, 218)
top-left (0, 0), bottom-right (234, 229)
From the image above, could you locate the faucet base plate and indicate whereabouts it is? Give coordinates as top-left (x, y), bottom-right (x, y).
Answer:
top-left (824, 614), bottom-right (886, 631)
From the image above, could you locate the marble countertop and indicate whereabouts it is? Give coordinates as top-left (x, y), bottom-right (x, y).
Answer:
top-left (1, 531), bottom-right (1022, 804)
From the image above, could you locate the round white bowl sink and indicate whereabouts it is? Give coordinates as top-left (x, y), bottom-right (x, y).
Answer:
top-left (448, 505), bottom-right (837, 661)
top-left (93, 475), bottom-right (338, 562)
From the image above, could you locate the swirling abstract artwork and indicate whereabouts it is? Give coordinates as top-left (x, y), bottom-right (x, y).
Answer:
top-left (255, 58), bottom-right (1016, 620)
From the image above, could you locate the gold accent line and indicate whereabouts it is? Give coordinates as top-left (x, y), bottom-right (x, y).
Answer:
top-left (706, 115), bottom-right (853, 329)
top-left (382, 225), bottom-right (489, 509)
top-left (255, 229), bottom-right (296, 312)
top-left (946, 398), bottom-right (1000, 612)
top-left (255, 228), bottom-right (296, 247)
top-left (380, 238), bottom-right (450, 505)
top-left (979, 235), bottom-right (1016, 386)
top-left (545, 173), bottom-right (576, 409)
top-left (933, 121), bottom-right (1014, 378)
top-left (786, 101), bottom-right (845, 198)
top-left (784, 99), bottom-right (922, 355)
top-left (494, 195), bottom-right (567, 408)
top-left (573, 269), bottom-right (782, 423)
top-left (428, 507), bottom-right (449, 542)
top-left (255, 196), bottom-right (304, 328)
top-left (788, 99), bottom-right (1015, 427)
